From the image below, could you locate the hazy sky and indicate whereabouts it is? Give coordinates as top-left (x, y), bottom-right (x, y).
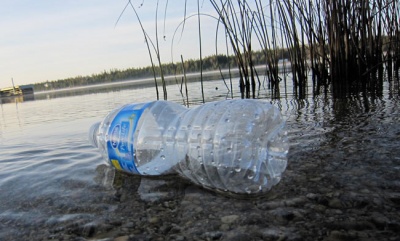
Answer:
top-left (0, 0), bottom-right (221, 88)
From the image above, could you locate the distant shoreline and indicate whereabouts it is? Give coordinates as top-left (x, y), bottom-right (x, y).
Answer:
top-left (34, 64), bottom-right (291, 96)
top-left (33, 68), bottom-right (239, 96)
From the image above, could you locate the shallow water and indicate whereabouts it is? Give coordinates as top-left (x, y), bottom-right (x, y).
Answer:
top-left (0, 78), bottom-right (399, 240)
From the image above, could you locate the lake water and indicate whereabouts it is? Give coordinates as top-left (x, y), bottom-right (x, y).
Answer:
top-left (1, 77), bottom-right (399, 240)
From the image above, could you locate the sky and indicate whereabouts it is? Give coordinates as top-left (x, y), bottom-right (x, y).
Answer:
top-left (0, 0), bottom-right (222, 89)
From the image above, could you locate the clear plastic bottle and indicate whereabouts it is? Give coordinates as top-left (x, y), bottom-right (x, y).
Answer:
top-left (89, 99), bottom-right (288, 195)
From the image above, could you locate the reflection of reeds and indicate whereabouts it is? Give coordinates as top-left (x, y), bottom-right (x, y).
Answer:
top-left (126, 0), bottom-right (399, 99)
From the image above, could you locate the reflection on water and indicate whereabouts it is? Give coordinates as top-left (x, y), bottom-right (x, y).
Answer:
top-left (94, 164), bottom-right (189, 203)
top-left (0, 93), bottom-right (35, 105)
top-left (0, 77), bottom-right (399, 240)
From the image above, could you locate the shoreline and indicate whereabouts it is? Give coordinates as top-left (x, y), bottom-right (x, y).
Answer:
top-left (34, 64), bottom-right (291, 96)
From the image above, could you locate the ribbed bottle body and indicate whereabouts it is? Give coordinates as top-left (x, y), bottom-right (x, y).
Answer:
top-left (171, 99), bottom-right (288, 195)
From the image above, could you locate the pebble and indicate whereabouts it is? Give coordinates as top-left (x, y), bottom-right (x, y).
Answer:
top-left (202, 231), bottom-right (223, 240)
top-left (148, 216), bottom-right (159, 224)
top-left (114, 236), bottom-right (129, 241)
top-left (221, 215), bottom-right (239, 224)
top-left (261, 227), bottom-right (282, 239)
top-left (306, 193), bottom-right (318, 200)
top-left (124, 222), bottom-right (134, 228)
top-left (328, 198), bottom-right (342, 209)
top-left (220, 224), bottom-right (230, 231)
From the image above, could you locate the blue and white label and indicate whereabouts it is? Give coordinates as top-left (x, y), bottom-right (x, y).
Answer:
top-left (110, 124), bottom-right (120, 149)
top-left (107, 102), bottom-right (150, 174)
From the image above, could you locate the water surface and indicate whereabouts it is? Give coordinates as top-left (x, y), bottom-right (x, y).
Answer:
top-left (0, 78), bottom-right (399, 240)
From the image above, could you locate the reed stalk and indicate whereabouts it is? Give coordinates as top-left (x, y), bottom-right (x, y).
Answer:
top-left (197, 0), bottom-right (205, 103)
top-left (117, 1), bottom-right (161, 99)
top-left (155, 0), bottom-right (168, 100)
top-left (124, 0), bottom-right (399, 99)
top-left (178, 55), bottom-right (190, 107)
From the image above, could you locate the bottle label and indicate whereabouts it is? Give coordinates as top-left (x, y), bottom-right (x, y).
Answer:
top-left (106, 102), bottom-right (150, 174)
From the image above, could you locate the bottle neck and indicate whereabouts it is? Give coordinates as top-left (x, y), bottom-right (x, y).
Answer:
top-left (89, 122), bottom-right (101, 148)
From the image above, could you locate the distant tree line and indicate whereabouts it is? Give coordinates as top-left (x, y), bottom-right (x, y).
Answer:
top-left (33, 49), bottom-right (291, 92)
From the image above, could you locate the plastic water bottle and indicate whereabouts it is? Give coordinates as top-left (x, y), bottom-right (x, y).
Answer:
top-left (89, 99), bottom-right (288, 195)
